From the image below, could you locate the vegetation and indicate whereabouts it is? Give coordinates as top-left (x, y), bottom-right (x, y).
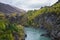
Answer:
top-left (0, 1), bottom-right (60, 40)
top-left (20, 2), bottom-right (60, 40)
top-left (20, 2), bottom-right (60, 30)
top-left (0, 13), bottom-right (25, 40)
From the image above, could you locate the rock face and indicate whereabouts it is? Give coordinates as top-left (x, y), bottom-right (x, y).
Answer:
top-left (50, 30), bottom-right (60, 40)
top-left (0, 3), bottom-right (26, 15)
top-left (36, 13), bottom-right (60, 40)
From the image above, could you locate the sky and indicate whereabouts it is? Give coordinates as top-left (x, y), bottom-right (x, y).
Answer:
top-left (0, 0), bottom-right (58, 11)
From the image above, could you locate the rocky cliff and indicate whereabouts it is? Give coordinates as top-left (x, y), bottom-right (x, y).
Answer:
top-left (21, 1), bottom-right (60, 40)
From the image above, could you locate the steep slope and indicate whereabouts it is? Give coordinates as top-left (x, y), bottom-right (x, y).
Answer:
top-left (21, 1), bottom-right (60, 27)
top-left (20, 1), bottom-right (60, 40)
top-left (0, 19), bottom-right (25, 40)
top-left (0, 3), bottom-right (26, 40)
top-left (0, 3), bottom-right (26, 24)
top-left (0, 3), bottom-right (26, 15)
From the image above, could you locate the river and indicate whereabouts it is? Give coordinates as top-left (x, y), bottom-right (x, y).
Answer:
top-left (24, 27), bottom-right (51, 40)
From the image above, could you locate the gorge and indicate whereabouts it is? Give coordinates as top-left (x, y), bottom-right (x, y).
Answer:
top-left (0, 0), bottom-right (60, 40)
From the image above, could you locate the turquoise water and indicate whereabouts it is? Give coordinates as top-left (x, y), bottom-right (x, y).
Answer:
top-left (25, 27), bottom-right (51, 40)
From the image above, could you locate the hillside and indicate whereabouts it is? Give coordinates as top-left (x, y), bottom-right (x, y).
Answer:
top-left (21, 1), bottom-right (60, 27)
top-left (0, 2), bottom-right (26, 24)
top-left (0, 3), bottom-right (26, 15)
top-left (0, 3), bottom-right (26, 40)
top-left (20, 1), bottom-right (60, 40)
top-left (0, 0), bottom-right (60, 40)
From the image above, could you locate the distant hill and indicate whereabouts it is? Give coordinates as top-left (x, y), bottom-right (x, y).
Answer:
top-left (0, 3), bottom-right (26, 15)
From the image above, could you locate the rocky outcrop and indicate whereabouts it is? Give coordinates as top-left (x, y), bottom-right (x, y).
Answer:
top-left (39, 13), bottom-right (60, 40)
top-left (50, 30), bottom-right (60, 40)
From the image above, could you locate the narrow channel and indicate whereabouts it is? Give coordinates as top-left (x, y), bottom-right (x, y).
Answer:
top-left (25, 27), bottom-right (51, 40)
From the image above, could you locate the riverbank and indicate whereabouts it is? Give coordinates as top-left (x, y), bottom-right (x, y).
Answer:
top-left (0, 19), bottom-right (25, 40)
